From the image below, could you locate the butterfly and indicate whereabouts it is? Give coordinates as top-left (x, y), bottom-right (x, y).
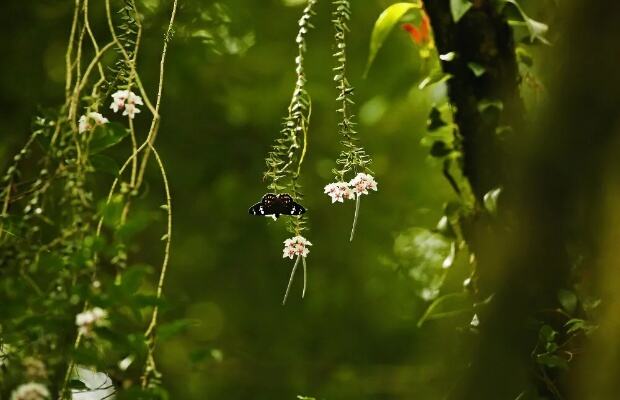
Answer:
top-left (248, 193), bottom-right (306, 219)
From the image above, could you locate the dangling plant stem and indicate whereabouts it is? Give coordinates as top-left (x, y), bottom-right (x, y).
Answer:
top-left (259, 1), bottom-right (317, 303)
top-left (302, 257), bottom-right (307, 298)
top-left (350, 194), bottom-right (361, 241)
top-left (323, 0), bottom-right (377, 241)
top-left (283, 255), bottom-right (302, 305)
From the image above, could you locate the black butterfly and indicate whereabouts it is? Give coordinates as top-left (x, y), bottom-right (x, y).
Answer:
top-left (248, 193), bottom-right (306, 219)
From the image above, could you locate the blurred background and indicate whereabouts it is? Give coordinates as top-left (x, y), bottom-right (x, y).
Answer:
top-left (0, 0), bottom-right (553, 398)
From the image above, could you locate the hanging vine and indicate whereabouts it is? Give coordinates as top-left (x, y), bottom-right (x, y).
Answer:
top-left (0, 0), bottom-right (178, 398)
top-left (324, 0), bottom-right (377, 241)
top-left (251, 0), bottom-right (318, 304)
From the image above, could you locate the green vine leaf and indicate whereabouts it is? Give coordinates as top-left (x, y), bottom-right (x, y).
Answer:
top-left (450, 0), bottom-right (473, 23)
top-left (504, 0), bottom-right (550, 44)
top-left (365, 2), bottom-right (421, 77)
top-left (467, 62), bottom-right (486, 77)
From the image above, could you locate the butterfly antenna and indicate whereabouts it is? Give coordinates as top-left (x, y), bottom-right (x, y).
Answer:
top-left (282, 255), bottom-right (301, 305)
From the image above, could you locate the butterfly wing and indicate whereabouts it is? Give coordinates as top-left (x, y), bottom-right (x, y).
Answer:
top-left (249, 193), bottom-right (305, 217)
top-left (277, 194), bottom-right (306, 216)
top-left (248, 193), bottom-right (278, 216)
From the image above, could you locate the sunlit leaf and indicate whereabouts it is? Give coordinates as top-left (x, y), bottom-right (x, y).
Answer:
top-left (483, 187), bottom-right (502, 215)
top-left (365, 2), bottom-right (422, 76)
top-left (504, 0), bottom-right (550, 44)
top-left (439, 51), bottom-right (456, 61)
top-left (450, 0), bottom-right (473, 23)
top-left (71, 365), bottom-right (116, 400)
top-left (394, 228), bottom-right (452, 300)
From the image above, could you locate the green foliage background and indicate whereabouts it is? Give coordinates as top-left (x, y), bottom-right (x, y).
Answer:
top-left (0, 0), bottom-right (554, 399)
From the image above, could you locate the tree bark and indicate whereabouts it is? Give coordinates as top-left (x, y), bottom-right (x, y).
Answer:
top-left (425, 0), bottom-right (620, 399)
top-left (424, 0), bottom-right (524, 200)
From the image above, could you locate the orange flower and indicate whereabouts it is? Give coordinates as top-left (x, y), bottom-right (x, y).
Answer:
top-left (402, 13), bottom-right (431, 45)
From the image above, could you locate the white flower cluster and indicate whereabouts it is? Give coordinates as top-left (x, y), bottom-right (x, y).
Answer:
top-left (282, 235), bottom-right (312, 259)
top-left (75, 307), bottom-right (108, 336)
top-left (10, 382), bottom-right (50, 400)
top-left (110, 90), bottom-right (143, 119)
top-left (78, 112), bottom-right (109, 134)
top-left (324, 172), bottom-right (378, 203)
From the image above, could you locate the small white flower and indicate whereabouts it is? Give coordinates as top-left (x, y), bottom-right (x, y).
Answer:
top-left (349, 172), bottom-right (378, 196)
top-left (78, 112), bottom-right (109, 133)
top-left (122, 103), bottom-right (140, 119)
top-left (110, 90), bottom-right (128, 113)
top-left (91, 307), bottom-right (107, 319)
top-left (75, 307), bottom-right (108, 337)
top-left (470, 314), bottom-right (480, 327)
top-left (78, 115), bottom-right (89, 133)
top-left (282, 235), bottom-right (312, 259)
top-left (324, 181), bottom-right (354, 203)
top-left (109, 90), bottom-right (143, 119)
top-left (10, 382), bottom-right (50, 400)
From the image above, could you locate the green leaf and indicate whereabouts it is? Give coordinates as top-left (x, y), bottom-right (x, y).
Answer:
top-left (504, 0), bottom-right (549, 44)
top-left (439, 52), bottom-right (456, 61)
top-left (394, 227), bottom-right (452, 300)
top-left (467, 62), bottom-right (486, 77)
top-left (557, 289), bottom-right (578, 314)
top-left (483, 187), bottom-right (502, 215)
top-left (565, 318), bottom-right (597, 336)
top-left (90, 154), bottom-right (120, 175)
top-left (365, 2), bottom-right (422, 76)
top-left (539, 324), bottom-right (557, 343)
top-left (450, 0), bottom-right (473, 23)
top-left (418, 292), bottom-right (472, 327)
top-left (89, 122), bottom-right (129, 154)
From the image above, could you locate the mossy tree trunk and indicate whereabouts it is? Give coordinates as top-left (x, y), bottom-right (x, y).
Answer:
top-left (425, 0), bottom-right (620, 399)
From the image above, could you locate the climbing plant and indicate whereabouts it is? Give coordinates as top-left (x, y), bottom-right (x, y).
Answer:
top-left (0, 0), bottom-right (177, 398)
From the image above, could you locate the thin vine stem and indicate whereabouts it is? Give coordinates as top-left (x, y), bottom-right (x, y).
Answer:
top-left (349, 194), bottom-right (360, 241)
top-left (65, 0), bottom-right (81, 99)
top-left (282, 255), bottom-right (302, 305)
top-left (136, 0), bottom-right (178, 188)
top-left (105, 0), bottom-right (156, 115)
top-left (302, 257), bottom-right (307, 298)
top-left (143, 143), bottom-right (173, 339)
